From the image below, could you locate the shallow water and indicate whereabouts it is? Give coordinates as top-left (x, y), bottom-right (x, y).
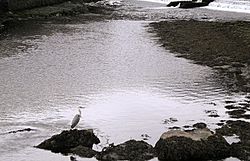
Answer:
top-left (0, 1), bottom-right (249, 161)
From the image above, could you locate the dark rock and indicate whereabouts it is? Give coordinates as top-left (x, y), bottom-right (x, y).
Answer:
top-left (230, 142), bottom-right (250, 160)
top-left (241, 114), bottom-right (250, 119)
top-left (225, 100), bottom-right (236, 104)
top-left (179, 1), bottom-right (210, 8)
top-left (238, 102), bottom-right (249, 106)
top-left (216, 122), bottom-right (224, 126)
top-left (6, 128), bottom-right (36, 134)
top-left (70, 156), bottom-right (77, 161)
top-left (216, 120), bottom-right (250, 160)
top-left (155, 129), bottom-right (230, 161)
top-left (167, 0), bottom-right (214, 8)
top-left (183, 125), bottom-right (191, 128)
top-left (208, 113), bottom-right (220, 117)
top-left (226, 109), bottom-right (246, 116)
top-left (169, 126), bottom-right (181, 130)
top-left (225, 105), bottom-right (241, 110)
top-left (166, 1), bottom-right (180, 7)
top-left (70, 145), bottom-right (98, 158)
top-left (36, 129), bottom-right (100, 153)
top-left (96, 140), bottom-right (156, 161)
top-left (141, 134), bottom-right (151, 140)
top-left (193, 122), bottom-right (207, 129)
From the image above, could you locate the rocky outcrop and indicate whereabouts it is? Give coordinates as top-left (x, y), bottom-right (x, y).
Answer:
top-left (17, 1), bottom-right (89, 17)
top-left (167, 0), bottom-right (214, 8)
top-left (7, 0), bottom-right (68, 11)
top-left (70, 145), bottom-right (98, 158)
top-left (36, 129), bottom-right (100, 154)
top-left (216, 120), bottom-right (250, 160)
top-left (96, 140), bottom-right (156, 161)
top-left (155, 128), bottom-right (231, 161)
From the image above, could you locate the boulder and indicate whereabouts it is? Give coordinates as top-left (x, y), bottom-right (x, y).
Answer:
top-left (166, 1), bottom-right (180, 7)
top-left (155, 128), bottom-right (231, 161)
top-left (179, 1), bottom-right (209, 8)
top-left (36, 129), bottom-right (100, 153)
top-left (167, 0), bottom-right (214, 8)
top-left (70, 145), bottom-right (98, 158)
top-left (216, 120), bottom-right (250, 160)
top-left (96, 140), bottom-right (156, 161)
top-left (192, 122), bottom-right (207, 129)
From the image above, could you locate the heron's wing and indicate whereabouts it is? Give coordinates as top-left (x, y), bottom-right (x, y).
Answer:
top-left (71, 114), bottom-right (80, 128)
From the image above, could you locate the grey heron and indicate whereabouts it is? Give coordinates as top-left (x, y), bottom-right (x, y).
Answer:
top-left (71, 107), bottom-right (83, 129)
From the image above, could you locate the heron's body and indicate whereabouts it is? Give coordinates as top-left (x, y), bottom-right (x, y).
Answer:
top-left (71, 108), bottom-right (82, 129)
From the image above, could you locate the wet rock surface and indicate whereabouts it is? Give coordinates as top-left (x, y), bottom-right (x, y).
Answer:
top-left (192, 122), bottom-right (207, 129)
top-left (96, 140), bottom-right (156, 161)
top-left (155, 128), bottom-right (231, 161)
top-left (216, 120), bottom-right (250, 160)
top-left (70, 145), bottom-right (98, 158)
top-left (36, 129), bottom-right (100, 154)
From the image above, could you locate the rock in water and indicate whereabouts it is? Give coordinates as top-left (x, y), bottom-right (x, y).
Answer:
top-left (36, 129), bottom-right (100, 153)
top-left (70, 145), bottom-right (98, 158)
top-left (96, 140), bottom-right (156, 161)
top-left (155, 128), bottom-right (231, 161)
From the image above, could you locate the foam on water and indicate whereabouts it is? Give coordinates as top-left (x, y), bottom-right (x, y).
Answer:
top-left (206, 0), bottom-right (250, 14)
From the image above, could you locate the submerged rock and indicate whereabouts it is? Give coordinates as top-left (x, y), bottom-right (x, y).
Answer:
top-left (6, 128), bottom-right (36, 134)
top-left (155, 128), bottom-right (230, 161)
top-left (96, 140), bottom-right (156, 161)
top-left (36, 129), bottom-right (100, 154)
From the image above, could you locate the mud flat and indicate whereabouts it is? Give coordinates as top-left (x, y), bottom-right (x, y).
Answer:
top-left (149, 20), bottom-right (250, 92)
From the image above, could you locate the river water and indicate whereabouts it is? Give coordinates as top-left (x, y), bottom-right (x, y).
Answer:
top-left (0, 1), bottom-right (249, 161)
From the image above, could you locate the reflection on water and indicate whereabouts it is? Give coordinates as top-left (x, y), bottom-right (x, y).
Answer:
top-left (0, 20), bottom-right (245, 161)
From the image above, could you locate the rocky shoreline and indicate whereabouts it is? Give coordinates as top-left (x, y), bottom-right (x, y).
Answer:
top-left (149, 20), bottom-right (250, 160)
top-left (36, 125), bottom-right (246, 161)
top-left (0, 0), bottom-right (116, 34)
